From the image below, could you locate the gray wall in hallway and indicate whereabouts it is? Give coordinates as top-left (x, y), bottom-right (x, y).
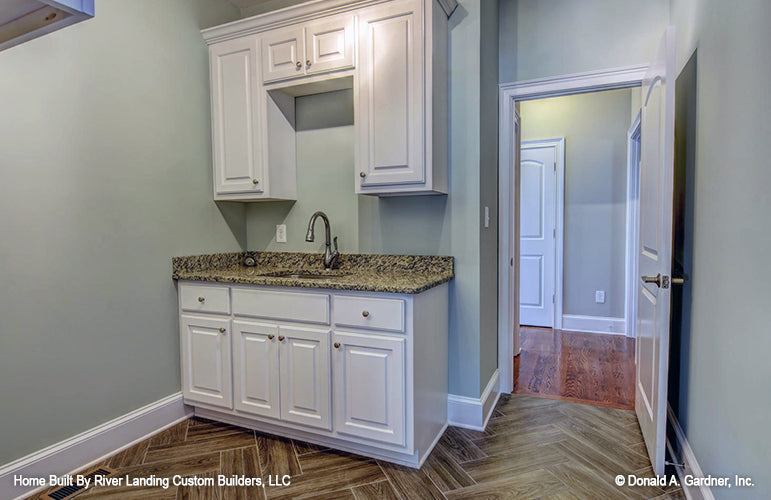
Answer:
top-left (0, 0), bottom-right (242, 464)
top-left (670, 0), bottom-right (771, 496)
top-left (519, 89), bottom-right (633, 321)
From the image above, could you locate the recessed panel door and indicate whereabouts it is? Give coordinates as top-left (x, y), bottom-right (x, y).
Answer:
top-left (180, 315), bottom-right (232, 409)
top-left (333, 331), bottom-right (405, 446)
top-left (519, 142), bottom-right (558, 328)
top-left (636, 26), bottom-right (676, 476)
top-left (305, 15), bottom-right (355, 75)
top-left (262, 27), bottom-right (304, 83)
top-left (232, 320), bottom-right (280, 419)
top-left (279, 326), bottom-right (331, 430)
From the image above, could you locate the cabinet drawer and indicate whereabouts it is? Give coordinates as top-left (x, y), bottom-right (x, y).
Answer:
top-left (232, 288), bottom-right (330, 325)
top-left (180, 284), bottom-right (231, 315)
top-left (333, 296), bottom-right (405, 332)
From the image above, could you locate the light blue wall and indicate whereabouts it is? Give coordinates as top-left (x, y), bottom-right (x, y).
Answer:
top-left (670, 0), bottom-right (771, 497)
top-left (498, 0), bottom-right (669, 83)
top-left (0, 0), bottom-right (242, 464)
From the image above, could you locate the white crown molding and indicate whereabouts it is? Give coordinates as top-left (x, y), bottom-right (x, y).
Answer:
top-left (1, 393), bottom-right (191, 500)
top-left (202, 0), bottom-right (456, 45)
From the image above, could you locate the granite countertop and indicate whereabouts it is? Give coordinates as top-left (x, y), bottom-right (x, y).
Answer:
top-left (172, 252), bottom-right (454, 294)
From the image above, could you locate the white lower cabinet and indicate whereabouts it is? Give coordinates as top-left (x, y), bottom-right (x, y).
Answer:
top-left (232, 320), bottom-right (280, 418)
top-left (178, 282), bottom-right (448, 468)
top-left (279, 326), bottom-right (331, 430)
top-left (180, 315), bottom-right (232, 409)
top-left (333, 331), bottom-right (405, 445)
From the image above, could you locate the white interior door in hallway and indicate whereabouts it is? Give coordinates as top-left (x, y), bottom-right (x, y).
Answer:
top-left (519, 139), bottom-right (563, 328)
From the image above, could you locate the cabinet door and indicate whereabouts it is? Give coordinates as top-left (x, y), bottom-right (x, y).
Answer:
top-left (262, 27), bottom-right (305, 83)
top-left (232, 320), bottom-right (280, 419)
top-left (356, 0), bottom-right (425, 189)
top-left (279, 326), bottom-right (331, 430)
top-left (333, 331), bottom-right (406, 445)
top-left (180, 315), bottom-right (232, 409)
top-left (304, 15), bottom-right (355, 75)
top-left (210, 37), bottom-right (264, 196)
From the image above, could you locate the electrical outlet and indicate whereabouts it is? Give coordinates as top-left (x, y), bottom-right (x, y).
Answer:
top-left (595, 290), bottom-right (605, 304)
top-left (276, 224), bottom-right (287, 243)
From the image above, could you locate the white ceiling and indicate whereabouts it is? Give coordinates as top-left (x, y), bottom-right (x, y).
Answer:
top-left (225, 0), bottom-right (273, 8)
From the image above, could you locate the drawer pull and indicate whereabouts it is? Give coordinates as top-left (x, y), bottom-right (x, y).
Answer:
top-left (198, 297), bottom-right (205, 302)
top-left (334, 342), bottom-right (341, 349)
top-left (278, 336), bottom-right (285, 341)
top-left (219, 327), bottom-right (226, 333)
top-left (268, 334), bottom-right (275, 340)
top-left (362, 310), bottom-right (370, 318)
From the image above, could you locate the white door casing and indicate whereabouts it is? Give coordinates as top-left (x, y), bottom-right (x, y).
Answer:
top-left (635, 26), bottom-right (676, 476)
top-left (279, 325), bottom-right (331, 430)
top-left (333, 331), bottom-right (406, 446)
top-left (519, 139), bottom-right (564, 328)
top-left (232, 320), bottom-right (280, 419)
top-left (180, 315), bottom-right (232, 409)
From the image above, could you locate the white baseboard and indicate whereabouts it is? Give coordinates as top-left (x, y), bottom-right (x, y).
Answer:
top-left (562, 314), bottom-right (626, 335)
top-left (667, 406), bottom-right (714, 500)
top-left (0, 393), bottom-right (192, 500)
top-left (447, 369), bottom-right (500, 431)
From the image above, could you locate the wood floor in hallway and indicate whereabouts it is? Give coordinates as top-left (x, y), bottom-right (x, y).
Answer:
top-left (29, 394), bottom-right (683, 500)
top-left (514, 327), bottom-right (636, 410)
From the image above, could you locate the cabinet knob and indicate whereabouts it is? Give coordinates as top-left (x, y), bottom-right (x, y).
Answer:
top-left (198, 296), bottom-right (205, 302)
top-left (252, 179), bottom-right (259, 184)
top-left (296, 61), bottom-right (302, 69)
top-left (278, 336), bottom-right (285, 341)
top-left (362, 310), bottom-right (370, 318)
top-left (359, 172), bottom-right (366, 178)
top-left (219, 327), bottom-right (226, 333)
top-left (334, 342), bottom-right (341, 349)
top-left (268, 334), bottom-right (275, 340)
top-left (306, 59), bottom-right (311, 67)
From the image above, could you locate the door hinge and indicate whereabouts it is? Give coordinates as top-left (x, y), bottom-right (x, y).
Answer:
top-left (553, 228), bottom-right (556, 238)
top-left (553, 162), bottom-right (556, 172)
top-left (552, 294), bottom-right (555, 304)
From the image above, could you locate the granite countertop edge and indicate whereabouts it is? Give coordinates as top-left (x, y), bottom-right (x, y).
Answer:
top-left (171, 251), bottom-right (455, 295)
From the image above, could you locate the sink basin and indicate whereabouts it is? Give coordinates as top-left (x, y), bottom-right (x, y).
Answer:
top-left (258, 270), bottom-right (349, 280)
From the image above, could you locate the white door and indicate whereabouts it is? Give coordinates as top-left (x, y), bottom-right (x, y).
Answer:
top-left (333, 331), bottom-right (406, 446)
top-left (232, 320), bottom-right (280, 419)
top-left (262, 27), bottom-right (304, 83)
top-left (304, 15), bottom-right (355, 75)
top-left (519, 141), bottom-right (559, 328)
top-left (356, 0), bottom-right (425, 189)
top-left (180, 315), bottom-right (232, 409)
top-left (279, 326), bottom-right (331, 430)
top-left (209, 36), bottom-right (263, 196)
top-left (636, 26), bottom-right (676, 476)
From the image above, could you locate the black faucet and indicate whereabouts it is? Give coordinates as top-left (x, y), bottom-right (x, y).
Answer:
top-left (305, 211), bottom-right (339, 269)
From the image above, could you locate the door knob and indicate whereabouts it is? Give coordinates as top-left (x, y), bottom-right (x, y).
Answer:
top-left (641, 273), bottom-right (670, 289)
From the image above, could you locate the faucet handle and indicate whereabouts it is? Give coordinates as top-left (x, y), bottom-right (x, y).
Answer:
top-left (332, 236), bottom-right (339, 254)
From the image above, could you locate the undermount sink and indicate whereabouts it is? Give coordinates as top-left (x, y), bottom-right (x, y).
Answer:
top-left (258, 270), bottom-right (349, 280)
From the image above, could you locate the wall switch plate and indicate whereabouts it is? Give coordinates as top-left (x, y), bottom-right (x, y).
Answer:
top-left (484, 206), bottom-right (490, 228)
top-left (595, 290), bottom-right (605, 304)
top-left (276, 224), bottom-right (287, 243)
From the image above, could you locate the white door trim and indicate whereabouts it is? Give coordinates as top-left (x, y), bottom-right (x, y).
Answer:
top-left (498, 65), bottom-right (647, 393)
top-left (625, 111), bottom-right (642, 338)
top-left (520, 138), bottom-right (565, 330)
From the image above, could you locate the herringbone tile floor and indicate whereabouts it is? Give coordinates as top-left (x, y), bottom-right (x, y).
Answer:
top-left (30, 394), bottom-right (685, 500)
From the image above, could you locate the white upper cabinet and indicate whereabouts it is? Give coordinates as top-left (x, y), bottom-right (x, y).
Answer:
top-left (202, 0), bottom-right (454, 200)
top-left (262, 27), bottom-right (304, 83)
top-left (209, 36), bottom-right (264, 198)
top-left (304, 16), bottom-right (355, 76)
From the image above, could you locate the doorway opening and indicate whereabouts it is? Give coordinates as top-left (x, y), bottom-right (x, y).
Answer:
top-left (513, 88), bottom-right (641, 410)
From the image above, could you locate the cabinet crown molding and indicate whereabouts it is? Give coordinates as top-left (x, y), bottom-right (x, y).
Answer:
top-left (201, 0), bottom-right (457, 45)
